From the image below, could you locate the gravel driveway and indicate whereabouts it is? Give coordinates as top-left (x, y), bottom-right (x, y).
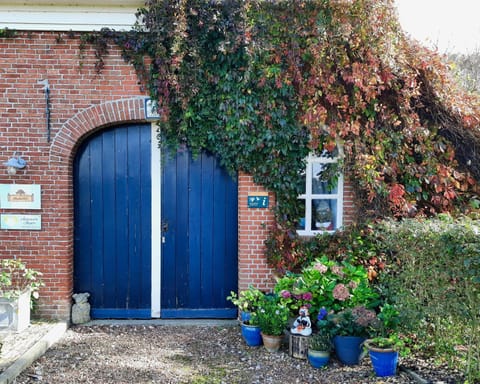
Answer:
top-left (16, 324), bottom-right (463, 384)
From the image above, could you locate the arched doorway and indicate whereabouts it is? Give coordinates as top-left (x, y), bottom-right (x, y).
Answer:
top-left (73, 123), bottom-right (238, 318)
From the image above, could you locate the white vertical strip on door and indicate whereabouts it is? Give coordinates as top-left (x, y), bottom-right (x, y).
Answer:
top-left (151, 123), bottom-right (161, 317)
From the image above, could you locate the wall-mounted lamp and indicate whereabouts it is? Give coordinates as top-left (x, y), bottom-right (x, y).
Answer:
top-left (4, 154), bottom-right (27, 175)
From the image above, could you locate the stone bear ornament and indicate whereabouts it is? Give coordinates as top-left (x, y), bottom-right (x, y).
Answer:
top-left (71, 292), bottom-right (91, 325)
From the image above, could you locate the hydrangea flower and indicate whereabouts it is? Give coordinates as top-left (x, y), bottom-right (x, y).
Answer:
top-left (302, 292), bottom-right (313, 301)
top-left (317, 307), bottom-right (328, 321)
top-left (332, 283), bottom-right (350, 301)
top-left (331, 265), bottom-right (345, 278)
top-left (313, 262), bottom-right (328, 273)
top-left (348, 281), bottom-right (358, 290)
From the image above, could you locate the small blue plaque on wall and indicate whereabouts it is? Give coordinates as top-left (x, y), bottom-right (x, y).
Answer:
top-left (247, 192), bottom-right (269, 208)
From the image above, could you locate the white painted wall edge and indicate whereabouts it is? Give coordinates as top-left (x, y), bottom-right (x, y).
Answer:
top-left (0, 6), bottom-right (140, 31)
top-left (151, 123), bottom-right (161, 318)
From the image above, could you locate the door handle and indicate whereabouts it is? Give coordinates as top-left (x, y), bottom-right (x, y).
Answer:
top-left (162, 222), bottom-right (169, 232)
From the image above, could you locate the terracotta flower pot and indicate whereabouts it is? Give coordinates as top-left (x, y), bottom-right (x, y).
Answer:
top-left (261, 332), bottom-right (283, 352)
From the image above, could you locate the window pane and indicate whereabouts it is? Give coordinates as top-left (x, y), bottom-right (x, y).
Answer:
top-left (297, 199), bottom-right (306, 230)
top-left (312, 163), bottom-right (338, 194)
top-left (312, 199), bottom-right (337, 230)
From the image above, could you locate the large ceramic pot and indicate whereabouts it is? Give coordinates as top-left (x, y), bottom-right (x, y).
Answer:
top-left (241, 323), bottom-right (262, 347)
top-left (364, 341), bottom-right (399, 377)
top-left (307, 349), bottom-right (330, 368)
top-left (261, 333), bottom-right (283, 352)
top-left (333, 335), bottom-right (366, 365)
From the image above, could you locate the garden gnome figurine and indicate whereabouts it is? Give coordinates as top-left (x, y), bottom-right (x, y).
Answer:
top-left (71, 292), bottom-right (91, 325)
top-left (291, 305), bottom-right (312, 336)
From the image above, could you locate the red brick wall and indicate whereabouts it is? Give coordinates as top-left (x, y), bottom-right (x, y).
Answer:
top-left (0, 31), bottom-right (147, 320)
top-left (237, 173), bottom-right (277, 293)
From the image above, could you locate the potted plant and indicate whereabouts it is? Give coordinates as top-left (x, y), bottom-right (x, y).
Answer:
top-left (227, 285), bottom-right (265, 323)
top-left (255, 294), bottom-right (289, 352)
top-left (318, 305), bottom-right (377, 365)
top-left (0, 258), bottom-right (43, 332)
top-left (227, 286), bottom-right (265, 347)
top-left (307, 331), bottom-right (332, 368)
top-left (363, 304), bottom-right (408, 377)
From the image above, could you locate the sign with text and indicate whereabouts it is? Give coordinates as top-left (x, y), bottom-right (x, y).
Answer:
top-left (247, 192), bottom-right (269, 208)
top-left (1, 214), bottom-right (42, 230)
top-left (0, 184), bottom-right (41, 210)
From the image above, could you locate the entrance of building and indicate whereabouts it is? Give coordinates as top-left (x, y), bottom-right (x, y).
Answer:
top-left (73, 123), bottom-right (238, 318)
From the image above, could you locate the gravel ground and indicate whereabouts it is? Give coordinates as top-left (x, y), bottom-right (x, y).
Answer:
top-left (15, 324), bottom-right (464, 384)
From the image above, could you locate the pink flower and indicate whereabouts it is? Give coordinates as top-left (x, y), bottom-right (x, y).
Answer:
top-left (331, 265), bottom-right (345, 277)
top-left (302, 292), bottom-right (313, 301)
top-left (314, 262), bottom-right (328, 273)
top-left (348, 281), bottom-right (358, 290)
top-left (280, 290), bottom-right (291, 299)
top-left (332, 283), bottom-right (350, 301)
top-left (351, 306), bottom-right (377, 327)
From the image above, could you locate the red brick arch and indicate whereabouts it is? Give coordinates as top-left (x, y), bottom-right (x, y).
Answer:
top-left (49, 97), bottom-right (147, 165)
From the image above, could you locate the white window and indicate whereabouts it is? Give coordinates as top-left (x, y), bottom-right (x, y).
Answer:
top-left (297, 151), bottom-right (343, 236)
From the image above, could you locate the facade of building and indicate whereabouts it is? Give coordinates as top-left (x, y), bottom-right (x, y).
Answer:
top-left (0, 0), bottom-right (355, 320)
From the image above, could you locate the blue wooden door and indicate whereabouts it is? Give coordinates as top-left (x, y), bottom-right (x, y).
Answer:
top-left (161, 148), bottom-right (238, 318)
top-left (74, 124), bottom-right (152, 318)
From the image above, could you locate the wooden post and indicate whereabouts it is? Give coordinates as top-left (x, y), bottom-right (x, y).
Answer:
top-left (289, 333), bottom-right (310, 359)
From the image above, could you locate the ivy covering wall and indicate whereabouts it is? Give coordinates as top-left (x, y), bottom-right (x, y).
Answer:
top-left (84, 0), bottom-right (480, 225)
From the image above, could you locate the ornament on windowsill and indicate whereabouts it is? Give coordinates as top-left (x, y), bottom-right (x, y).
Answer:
top-left (314, 200), bottom-right (333, 230)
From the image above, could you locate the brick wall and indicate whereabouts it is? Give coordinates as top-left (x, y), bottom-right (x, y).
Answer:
top-left (237, 173), bottom-right (277, 292)
top-left (0, 31), bottom-right (146, 320)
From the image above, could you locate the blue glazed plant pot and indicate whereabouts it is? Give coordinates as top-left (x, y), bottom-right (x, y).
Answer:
top-left (241, 323), bottom-right (262, 347)
top-left (333, 336), bottom-right (366, 365)
top-left (240, 311), bottom-right (251, 323)
top-left (369, 349), bottom-right (399, 377)
top-left (307, 350), bottom-right (330, 368)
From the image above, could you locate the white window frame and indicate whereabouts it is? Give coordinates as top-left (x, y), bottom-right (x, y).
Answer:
top-left (297, 152), bottom-right (343, 236)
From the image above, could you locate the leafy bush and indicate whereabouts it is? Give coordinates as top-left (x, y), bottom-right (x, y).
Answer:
top-left (0, 258), bottom-right (43, 300)
top-left (375, 215), bottom-right (480, 382)
top-left (318, 306), bottom-right (378, 338)
top-left (255, 294), bottom-right (289, 336)
top-left (274, 256), bottom-right (380, 318)
top-left (265, 222), bottom-right (386, 273)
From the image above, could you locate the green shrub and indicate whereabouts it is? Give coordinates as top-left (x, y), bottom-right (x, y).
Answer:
top-left (376, 215), bottom-right (480, 382)
top-left (274, 256), bottom-right (380, 317)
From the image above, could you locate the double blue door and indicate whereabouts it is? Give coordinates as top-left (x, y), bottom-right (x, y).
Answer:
top-left (73, 124), bottom-right (238, 318)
